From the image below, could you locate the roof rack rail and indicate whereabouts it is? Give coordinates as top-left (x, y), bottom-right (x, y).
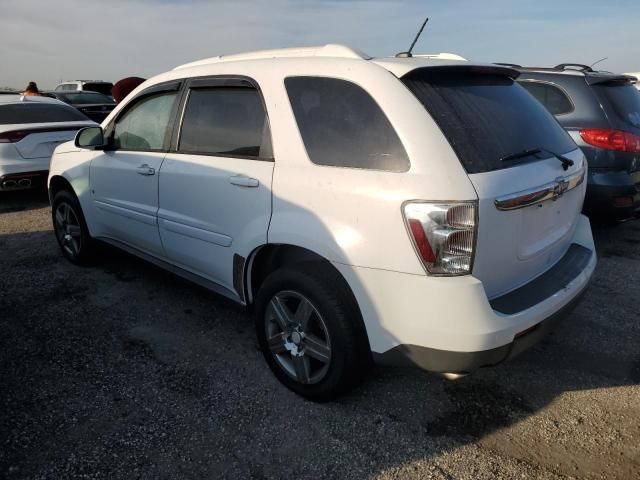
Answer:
top-left (554, 63), bottom-right (593, 72)
top-left (493, 62), bottom-right (522, 68)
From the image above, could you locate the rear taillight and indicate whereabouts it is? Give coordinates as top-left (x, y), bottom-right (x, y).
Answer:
top-left (0, 130), bottom-right (32, 143)
top-left (579, 129), bottom-right (640, 153)
top-left (403, 202), bottom-right (477, 276)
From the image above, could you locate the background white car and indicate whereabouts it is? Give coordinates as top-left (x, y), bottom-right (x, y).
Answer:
top-left (54, 80), bottom-right (114, 97)
top-left (0, 95), bottom-right (96, 190)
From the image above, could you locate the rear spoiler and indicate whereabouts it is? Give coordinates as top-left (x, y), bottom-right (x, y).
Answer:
top-left (586, 74), bottom-right (637, 86)
top-left (402, 64), bottom-right (520, 80)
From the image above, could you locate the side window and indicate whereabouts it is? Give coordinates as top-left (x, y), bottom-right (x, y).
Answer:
top-left (285, 77), bottom-right (410, 172)
top-left (113, 92), bottom-right (178, 151)
top-left (179, 87), bottom-right (271, 159)
top-left (519, 81), bottom-right (573, 115)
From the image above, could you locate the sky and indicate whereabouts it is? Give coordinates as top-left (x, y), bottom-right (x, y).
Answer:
top-left (1, 0), bottom-right (639, 89)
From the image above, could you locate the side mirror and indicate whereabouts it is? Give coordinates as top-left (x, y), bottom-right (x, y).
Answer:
top-left (75, 126), bottom-right (106, 149)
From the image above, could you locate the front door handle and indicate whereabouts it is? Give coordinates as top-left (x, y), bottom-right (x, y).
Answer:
top-left (136, 164), bottom-right (156, 176)
top-left (229, 175), bottom-right (259, 188)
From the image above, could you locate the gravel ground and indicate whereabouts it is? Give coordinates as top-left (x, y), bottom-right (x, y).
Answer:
top-left (0, 189), bottom-right (638, 480)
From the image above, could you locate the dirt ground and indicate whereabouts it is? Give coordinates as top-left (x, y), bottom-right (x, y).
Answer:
top-left (0, 188), bottom-right (638, 479)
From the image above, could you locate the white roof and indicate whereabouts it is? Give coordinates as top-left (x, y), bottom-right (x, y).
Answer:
top-left (0, 95), bottom-right (68, 106)
top-left (174, 44), bottom-right (371, 70)
top-left (173, 43), bottom-right (468, 74)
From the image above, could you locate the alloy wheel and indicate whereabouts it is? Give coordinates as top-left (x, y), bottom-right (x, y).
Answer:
top-left (265, 290), bottom-right (332, 385)
top-left (54, 202), bottom-right (82, 257)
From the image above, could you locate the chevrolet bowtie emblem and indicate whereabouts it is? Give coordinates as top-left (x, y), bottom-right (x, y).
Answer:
top-left (553, 177), bottom-right (570, 200)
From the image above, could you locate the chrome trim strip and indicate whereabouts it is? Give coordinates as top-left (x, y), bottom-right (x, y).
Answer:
top-left (495, 168), bottom-right (585, 211)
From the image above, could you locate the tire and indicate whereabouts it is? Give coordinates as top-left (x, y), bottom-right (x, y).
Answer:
top-left (51, 189), bottom-right (94, 265)
top-left (255, 264), bottom-right (371, 401)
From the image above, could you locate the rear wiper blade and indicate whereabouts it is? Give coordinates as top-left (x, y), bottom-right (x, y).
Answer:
top-left (501, 147), bottom-right (574, 171)
top-left (500, 148), bottom-right (542, 163)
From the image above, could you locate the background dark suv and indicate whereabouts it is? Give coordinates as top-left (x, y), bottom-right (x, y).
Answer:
top-left (508, 63), bottom-right (640, 222)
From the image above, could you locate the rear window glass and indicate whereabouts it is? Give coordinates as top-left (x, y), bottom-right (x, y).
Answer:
top-left (0, 103), bottom-right (89, 124)
top-left (60, 93), bottom-right (115, 105)
top-left (518, 81), bottom-right (573, 115)
top-left (179, 87), bottom-right (271, 158)
top-left (83, 83), bottom-right (113, 96)
top-left (285, 77), bottom-right (410, 172)
top-left (402, 69), bottom-right (576, 174)
top-left (595, 84), bottom-right (640, 130)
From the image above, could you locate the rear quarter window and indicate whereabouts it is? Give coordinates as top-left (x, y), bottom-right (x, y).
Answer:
top-left (518, 81), bottom-right (573, 115)
top-left (402, 69), bottom-right (577, 174)
top-left (285, 77), bottom-right (410, 172)
top-left (0, 103), bottom-right (89, 124)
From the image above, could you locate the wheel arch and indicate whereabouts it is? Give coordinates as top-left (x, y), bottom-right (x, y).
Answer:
top-left (245, 242), bottom-right (372, 353)
top-left (48, 175), bottom-right (76, 203)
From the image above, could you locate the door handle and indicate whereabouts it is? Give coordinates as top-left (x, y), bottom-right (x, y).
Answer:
top-left (136, 164), bottom-right (156, 176)
top-left (229, 175), bottom-right (259, 188)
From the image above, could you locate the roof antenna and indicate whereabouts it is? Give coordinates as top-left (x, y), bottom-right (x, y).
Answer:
top-left (396, 17), bottom-right (429, 58)
top-left (590, 57), bottom-right (608, 69)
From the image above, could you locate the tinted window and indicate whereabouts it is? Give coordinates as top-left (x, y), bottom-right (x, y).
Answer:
top-left (285, 77), bottom-right (409, 172)
top-left (60, 93), bottom-right (115, 105)
top-left (0, 103), bottom-right (89, 124)
top-left (179, 87), bottom-right (271, 158)
top-left (519, 81), bottom-right (573, 115)
top-left (595, 84), bottom-right (640, 130)
top-left (83, 83), bottom-right (113, 96)
top-left (402, 69), bottom-right (576, 174)
top-left (113, 92), bottom-right (177, 150)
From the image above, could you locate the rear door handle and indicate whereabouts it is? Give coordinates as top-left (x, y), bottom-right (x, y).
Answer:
top-left (229, 175), bottom-right (259, 188)
top-left (136, 164), bottom-right (156, 176)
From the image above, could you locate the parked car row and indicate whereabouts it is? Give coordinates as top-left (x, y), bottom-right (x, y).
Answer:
top-left (46, 45), bottom-right (601, 400)
top-left (2, 46), bottom-right (637, 399)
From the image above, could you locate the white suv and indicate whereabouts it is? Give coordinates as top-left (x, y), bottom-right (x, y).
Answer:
top-left (48, 44), bottom-right (596, 400)
top-left (54, 80), bottom-right (114, 97)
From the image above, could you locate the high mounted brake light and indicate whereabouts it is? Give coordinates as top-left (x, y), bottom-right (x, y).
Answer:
top-left (403, 202), bottom-right (477, 276)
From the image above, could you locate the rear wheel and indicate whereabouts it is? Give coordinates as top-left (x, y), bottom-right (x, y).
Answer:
top-left (52, 190), bottom-right (94, 265)
top-left (255, 265), bottom-right (370, 401)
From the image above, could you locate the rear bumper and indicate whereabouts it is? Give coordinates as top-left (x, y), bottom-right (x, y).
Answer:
top-left (335, 214), bottom-right (596, 374)
top-left (373, 271), bottom-right (589, 373)
top-left (0, 170), bottom-right (48, 191)
top-left (583, 169), bottom-right (640, 220)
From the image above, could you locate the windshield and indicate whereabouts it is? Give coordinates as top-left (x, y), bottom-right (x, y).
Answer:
top-left (60, 92), bottom-right (115, 105)
top-left (0, 103), bottom-right (89, 124)
top-left (83, 83), bottom-right (113, 96)
top-left (402, 69), bottom-right (577, 174)
top-left (595, 83), bottom-right (640, 131)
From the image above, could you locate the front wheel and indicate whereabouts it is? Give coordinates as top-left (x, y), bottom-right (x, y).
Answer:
top-left (255, 265), bottom-right (370, 401)
top-left (51, 190), bottom-right (94, 265)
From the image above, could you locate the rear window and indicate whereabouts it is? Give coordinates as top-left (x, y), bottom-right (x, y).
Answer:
top-left (595, 84), bottom-right (640, 130)
top-left (402, 69), bottom-right (576, 174)
top-left (83, 83), bottom-right (113, 96)
top-left (60, 93), bottom-right (115, 105)
top-left (0, 103), bottom-right (89, 124)
top-left (285, 77), bottom-right (410, 172)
